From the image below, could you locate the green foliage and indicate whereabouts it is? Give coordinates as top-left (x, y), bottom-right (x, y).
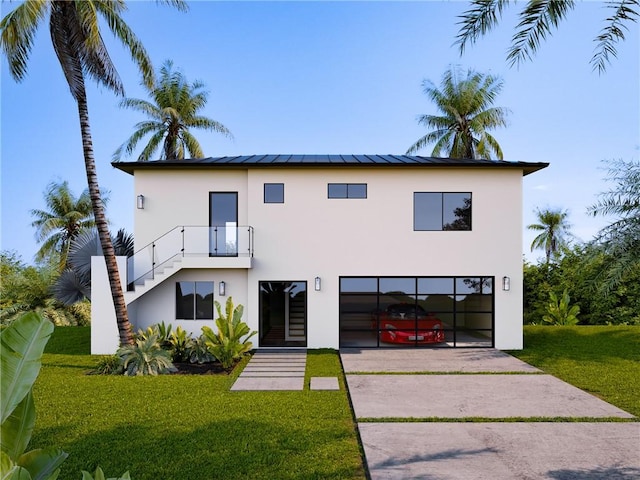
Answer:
top-left (406, 65), bottom-right (508, 159)
top-left (186, 335), bottom-right (215, 364)
top-left (168, 326), bottom-right (193, 363)
top-left (90, 356), bottom-right (123, 376)
top-left (543, 290), bottom-right (580, 326)
top-left (113, 59), bottom-right (232, 162)
top-left (527, 208), bottom-right (572, 263)
top-left (81, 466), bottom-right (131, 480)
top-left (523, 245), bottom-right (640, 325)
top-left (201, 297), bottom-right (256, 369)
top-left (117, 335), bottom-right (176, 376)
top-left (0, 252), bottom-right (90, 327)
top-left (0, 312), bottom-right (68, 480)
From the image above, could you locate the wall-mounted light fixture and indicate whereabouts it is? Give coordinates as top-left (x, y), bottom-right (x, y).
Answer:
top-left (219, 281), bottom-right (226, 296)
top-left (502, 276), bottom-right (511, 291)
top-left (314, 276), bottom-right (321, 291)
top-left (136, 194), bottom-right (145, 209)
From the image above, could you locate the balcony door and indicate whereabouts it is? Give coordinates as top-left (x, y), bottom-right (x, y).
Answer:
top-left (209, 192), bottom-right (238, 256)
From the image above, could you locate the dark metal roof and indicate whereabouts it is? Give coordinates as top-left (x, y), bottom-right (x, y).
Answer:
top-left (112, 154), bottom-right (548, 176)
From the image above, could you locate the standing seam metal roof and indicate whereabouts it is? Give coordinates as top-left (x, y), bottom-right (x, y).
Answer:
top-left (112, 154), bottom-right (548, 175)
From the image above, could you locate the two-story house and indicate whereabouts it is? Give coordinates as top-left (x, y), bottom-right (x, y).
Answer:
top-left (91, 155), bottom-right (547, 354)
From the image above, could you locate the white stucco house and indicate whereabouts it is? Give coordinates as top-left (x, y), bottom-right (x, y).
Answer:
top-left (91, 154), bottom-right (547, 354)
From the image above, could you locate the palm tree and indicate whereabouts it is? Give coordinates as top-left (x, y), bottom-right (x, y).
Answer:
top-left (113, 60), bottom-right (232, 162)
top-left (406, 66), bottom-right (509, 159)
top-left (588, 159), bottom-right (640, 291)
top-left (1, 0), bottom-right (187, 346)
top-left (456, 0), bottom-right (639, 73)
top-left (30, 181), bottom-right (99, 269)
top-left (528, 208), bottom-right (572, 263)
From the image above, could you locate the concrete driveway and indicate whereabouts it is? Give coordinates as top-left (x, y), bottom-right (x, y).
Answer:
top-left (340, 348), bottom-right (639, 480)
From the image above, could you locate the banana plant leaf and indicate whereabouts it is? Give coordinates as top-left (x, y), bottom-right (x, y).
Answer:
top-left (17, 448), bottom-right (67, 480)
top-left (0, 391), bottom-right (35, 460)
top-left (1, 313), bottom-right (54, 424)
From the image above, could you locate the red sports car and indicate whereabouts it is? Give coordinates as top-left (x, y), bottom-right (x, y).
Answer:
top-left (375, 304), bottom-right (445, 344)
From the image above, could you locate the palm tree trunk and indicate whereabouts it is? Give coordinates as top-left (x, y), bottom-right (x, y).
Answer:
top-left (75, 80), bottom-right (134, 346)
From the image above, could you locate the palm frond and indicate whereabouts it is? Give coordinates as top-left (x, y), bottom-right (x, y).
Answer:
top-left (455, 0), bottom-right (510, 54)
top-left (507, 0), bottom-right (576, 67)
top-left (591, 0), bottom-right (639, 74)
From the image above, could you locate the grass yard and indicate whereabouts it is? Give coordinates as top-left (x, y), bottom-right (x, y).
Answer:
top-left (508, 325), bottom-right (640, 417)
top-left (35, 328), bottom-right (365, 479)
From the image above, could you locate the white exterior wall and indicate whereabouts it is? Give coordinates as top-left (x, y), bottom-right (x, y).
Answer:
top-left (89, 164), bottom-right (524, 354)
top-left (245, 167), bottom-right (523, 349)
top-left (91, 256), bottom-right (127, 354)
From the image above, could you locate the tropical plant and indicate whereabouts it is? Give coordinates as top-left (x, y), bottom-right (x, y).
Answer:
top-left (1, 0), bottom-right (187, 346)
top-left (201, 297), bottom-right (256, 369)
top-left (168, 326), bottom-right (194, 363)
top-left (90, 355), bottom-right (124, 376)
top-left (588, 159), bottom-right (640, 292)
top-left (187, 335), bottom-right (215, 364)
top-left (406, 66), bottom-right (509, 159)
top-left (30, 181), bottom-right (98, 269)
top-left (543, 290), bottom-right (580, 326)
top-left (81, 467), bottom-right (132, 480)
top-left (113, 59), bottom-right (232, 162)
top-left (456, 0), bottom-right (639, 73)
top-left (527, 208), bottom-right (572, 263)
top-left (0, 252), bottom-right (90, 327)
top-left (52, 228), bottom-right (134, 306)
top-left (117, 334), bottom-right (177, 376)
top-left (0, 312), bottom-right (68, 479)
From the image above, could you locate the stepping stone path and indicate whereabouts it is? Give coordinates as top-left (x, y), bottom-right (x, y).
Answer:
top-left (231, 350), bottom-right (307, 391)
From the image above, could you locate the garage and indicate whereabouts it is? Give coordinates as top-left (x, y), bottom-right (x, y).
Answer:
top-left (339, 276), bottom-right (494, 348)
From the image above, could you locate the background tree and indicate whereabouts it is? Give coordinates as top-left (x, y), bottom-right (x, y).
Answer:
top-left (1, 0), bottom-right (187, 346)
top-left (30, 181), bottom-right (100, 269)
top-left (456, 0), bottom-right (639, 73)
top-left (406, 66), bottom-right (509, 159)
top-left (588, 158), bottom-right (640, 291)
top-left (527, 208), bottom-right (572, 263)
top-left (113, 59), bottom-right (232, 162)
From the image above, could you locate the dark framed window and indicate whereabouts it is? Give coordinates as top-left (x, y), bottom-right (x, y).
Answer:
top-left (328, 183), bottom-right (367, 199)
top-left (414, 192), bottom-right (472, 231)
top-left (264, 183), bottom-right (284, 203)
top-left (176, 281), bottom-right (214, 320)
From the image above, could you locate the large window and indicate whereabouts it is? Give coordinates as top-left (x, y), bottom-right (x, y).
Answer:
top-left (328, 183), bottom-right (367, 199)
top-left (339, 276), bottom-right (493, 348)
top-left (176, 281), bottom-right (214, 320)
top-left (414, 192), bottom-right (472, 231)
top-left (264, 183), bottom-right (284, 203)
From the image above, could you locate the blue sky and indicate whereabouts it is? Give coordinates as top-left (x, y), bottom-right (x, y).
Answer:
top-left (1, 1), bottom-right (638, 264)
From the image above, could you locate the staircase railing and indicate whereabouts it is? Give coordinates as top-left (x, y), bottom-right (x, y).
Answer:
top-left (126, 225), bottom-right (254, 290)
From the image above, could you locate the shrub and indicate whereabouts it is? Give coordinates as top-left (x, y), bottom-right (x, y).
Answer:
top-left (201, 297), bottom-right (256, 369)
top-left (117, 334), bottom-right (176, 376)
top-left (90, 355), bottom-right (123, 375)
top-left (187, 335), bottom-right (215, 364)
top-left (168, 326), bottom-right (193, 363)
top-left (81, 466), bottom-right (131, 480)
top-left (543, 290), bottom-right (580, 326)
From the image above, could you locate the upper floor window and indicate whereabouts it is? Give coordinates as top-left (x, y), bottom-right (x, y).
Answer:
top-left (414, 192), bottom-right (472, 231)
top-left (328, 183), bottom-right (367, 199)
top-left (176, 281), bottom-right (214, 320)
top-left (264, 183), bottom-right (284, 203)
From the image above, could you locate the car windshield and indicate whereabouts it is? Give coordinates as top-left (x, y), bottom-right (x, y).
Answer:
top-left (386, 304), bottom-right (427, 317)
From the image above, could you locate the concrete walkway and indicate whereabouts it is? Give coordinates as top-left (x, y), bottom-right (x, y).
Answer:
top-left (231, 350), bottom-right (306, 391)
top-left (340, 348), bottom-right (639, 479)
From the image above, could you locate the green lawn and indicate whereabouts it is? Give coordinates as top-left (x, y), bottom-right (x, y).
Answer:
top-left (35, 329), bottom-right (365, 479)
top-left (508, 325), bottom-right (640, 417)
top-left (33, 325), bottom-right (639, 478)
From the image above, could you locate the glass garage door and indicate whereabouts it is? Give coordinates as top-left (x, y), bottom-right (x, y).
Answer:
top-left (339, 276), bottom-right (494, 348)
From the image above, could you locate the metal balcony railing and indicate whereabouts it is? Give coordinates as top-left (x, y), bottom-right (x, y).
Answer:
top-left (127, 225), bottom-right (254, 289)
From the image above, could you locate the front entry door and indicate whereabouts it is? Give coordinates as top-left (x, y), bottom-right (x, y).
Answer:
top-left (209, 192), bottom-right (238, 256)
top-left (259, 281), bottom-right (307, 347)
